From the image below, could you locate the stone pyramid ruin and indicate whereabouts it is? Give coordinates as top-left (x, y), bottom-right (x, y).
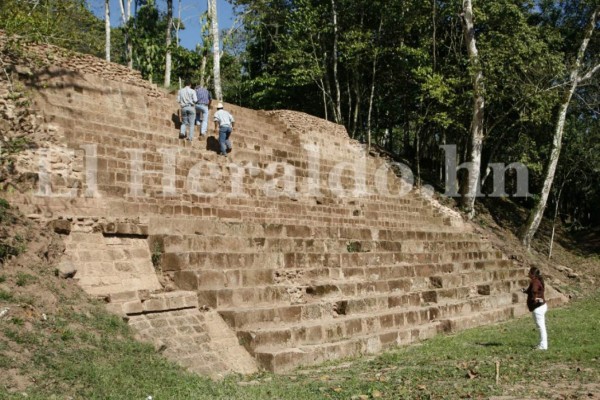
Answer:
top-left (2, 36), bottom-right (566, 378)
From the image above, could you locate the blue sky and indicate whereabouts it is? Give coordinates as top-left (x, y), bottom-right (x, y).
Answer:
top-left (88, 0), bottom-right (236, 51)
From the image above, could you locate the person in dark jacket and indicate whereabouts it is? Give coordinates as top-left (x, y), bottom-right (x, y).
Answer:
top-left (523, 266), bottom-right (548, 350)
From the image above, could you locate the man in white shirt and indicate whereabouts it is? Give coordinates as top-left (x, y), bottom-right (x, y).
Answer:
top-left (177, 80), bottom-right (197, 142)
top-left (213, 102), bottom-right (235, 156)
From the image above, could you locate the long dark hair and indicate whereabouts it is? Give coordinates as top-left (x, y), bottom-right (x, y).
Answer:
top-left (529, 266), bottom-right (544, 287)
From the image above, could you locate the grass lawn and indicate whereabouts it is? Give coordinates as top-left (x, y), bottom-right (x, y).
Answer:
top-left (1, 292), bottom-right (599, 399)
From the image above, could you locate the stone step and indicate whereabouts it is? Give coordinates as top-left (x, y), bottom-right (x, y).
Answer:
top-left (251, 321), bottom-right (442, 373)
top-left (127, 308), bottom-right (259, 378)
top-left (160, 234), bottom-right (490, 254)
top-left (162, 249), bottom-right (504, 272)
top-left (440, 305), bottom-right (518, 333)
top-left (238, 294), bottom-right (517, 358)
top-left (43, 134), bottom-right (428, 210)
top-left (239, 298), bottom-right (475, 353)
top-left (190, 270), bottom-right (526, 309)
top-left (40, 101), bottom-right (304, 151)
top-left (217, 288), bottom-right (516, 330)
top-left (28, 195), bottom-right (454, 232)
top-left (173, 268), bottom-right (278, 290)
top-left (170, 260), bottom-right (523, 292)
top-left (250, 292), bottom-right (522, 373)
top-left (40, 103), bottom-right (452, 199)
top-left (151, 219), bottom-right (479, 240)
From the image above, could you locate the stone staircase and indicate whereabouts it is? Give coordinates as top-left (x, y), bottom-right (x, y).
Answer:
top-left (153, 219), bottom-right (525, 372)
top-left (5, 48), bottom-right (567, 376)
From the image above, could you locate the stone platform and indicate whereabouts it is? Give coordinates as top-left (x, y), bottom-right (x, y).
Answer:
top-left (4, 38), bottom-right (567, 376)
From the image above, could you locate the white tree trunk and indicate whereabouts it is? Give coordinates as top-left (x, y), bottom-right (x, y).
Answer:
top-left (164, 0), bottom-right (173, 87)
top-left (330, 0), bottom-right (342, 124)
top-left (126, 0), bottom-right (132, 68)
top-left (119, 0), bottom-right (133, 68)
top-left (200, 53), bottom-right (208, 86)
top-left (105, 0), bottom-right (110, 62)
top-left (322, 79), bottom-right (328, 121)
top-left (461, 0), bottom-right (485, 220)
top-left (520, 6), bottom-right (599, 249)
top-left (208, 0), bottom-right (222, 101)
top-left (175, 0), bottom-right (182, 45)
top-left (366, 17), bottom-right (383, 153)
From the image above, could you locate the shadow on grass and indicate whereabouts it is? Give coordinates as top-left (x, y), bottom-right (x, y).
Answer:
top-left (475, 342), bottom-right (503, 347)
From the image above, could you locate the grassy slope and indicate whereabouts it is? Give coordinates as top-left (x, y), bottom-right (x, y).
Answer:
top-left (1, 288), bottom-right (599, 399)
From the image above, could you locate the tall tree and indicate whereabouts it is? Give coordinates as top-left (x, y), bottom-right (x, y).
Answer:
top-left (119, 0), bottom-right (133, 68)
top-left (330, 0), bottom-right (342, 123)
top-left (461, 0), bottom-right (485, 219)
top-left (367, 15), bottom-right (384, 153)
top-left (105, 0), bottom-right (111, 62)
top-left (208, 0), bottom-right (222, 100)
top-left (164, 0), bottom-right (173, 87)
top-left (520, 5), bottom-right (600, 249)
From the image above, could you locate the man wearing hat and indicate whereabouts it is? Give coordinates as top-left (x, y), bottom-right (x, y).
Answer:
top-left (213, 102), bottom-right (235, 156)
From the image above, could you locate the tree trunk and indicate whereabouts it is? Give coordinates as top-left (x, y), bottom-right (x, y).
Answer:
top-left (208, 0), bottom-right (223, 101)
top-left (416, 127), bottom-right (421, 187)
top-left (461, 0), bottom-right (485, 219)
top-left (330, 0), bottom-right (342, 124)
top-left (321, 78), bottom-right (328, 121)
top-left (432, 0), bottom-right (436, 71)
top-left (126, 0), bottom-right (132, 68)
top-left (548, 185), bottom-right (563, 260)
top-left (119, 0), bottom-right (133, 68)
top-left (200, 53), bottom-right (207, 87)
top-left (105, 0), bottom-right (110, 62)
top-left (346, 80), bottom-right (352, 132)
top-left (352, 76), bottom-right (360, 139)
top-left (164, 0), bottom-right (173, 87)
top-left (175, 0), bottom-right (182, 45)
top-left (366, 17), bottom-right (383, 154)
top-left (322, 52), bottom-right (335, 122)
top-left (520, 6), bottom-right (599, 249)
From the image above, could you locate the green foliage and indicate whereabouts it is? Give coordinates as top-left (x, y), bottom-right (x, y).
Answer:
top-left (346, 241), bottom-right (362, 253)
top-left (151, 241), bottom-right (163, 270)
top-left (0, 0), bottom-right (105, 56)
top-left (127, 0), bottom-right (168, 83)
top-left (0, 244), bottom-right (20, 263)
top-left (0, 198), bottom-right (11, 223)
top-left (16, 272), bottom-right (37, 287)
top-left (0, 289), bottom-right (13, 301)
top-left (0, 137), bottom-right (32, 162)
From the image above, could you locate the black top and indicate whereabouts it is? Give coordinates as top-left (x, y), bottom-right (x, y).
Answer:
top-left (526, 276), bottom-right (545, 312)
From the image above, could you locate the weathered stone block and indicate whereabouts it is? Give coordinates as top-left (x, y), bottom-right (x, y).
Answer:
top-left (122, 301), bottom-right (144, 315)
top-left (162, 252), bottom-right (189, 271)
top-left (143, 298), bottom-right (167, 312)
top-left (49, 219), bottom-right (71, 234)
top-left (108, 291), bottom-right (142, 304)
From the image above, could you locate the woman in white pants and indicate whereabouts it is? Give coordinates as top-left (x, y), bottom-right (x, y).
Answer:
top-left (523, 266), bottom-right (548, 350)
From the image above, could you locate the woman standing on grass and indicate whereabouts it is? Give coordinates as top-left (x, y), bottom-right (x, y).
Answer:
top-left (523, 266), bottom-right (548, 350)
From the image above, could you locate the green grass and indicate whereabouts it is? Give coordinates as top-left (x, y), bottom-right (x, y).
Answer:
top-left (1, 293), bottom-right (600, 399)
top-left (0, 290), bottom-right (13, 301)
top-left (15, 272), bottom-right (36, 287)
